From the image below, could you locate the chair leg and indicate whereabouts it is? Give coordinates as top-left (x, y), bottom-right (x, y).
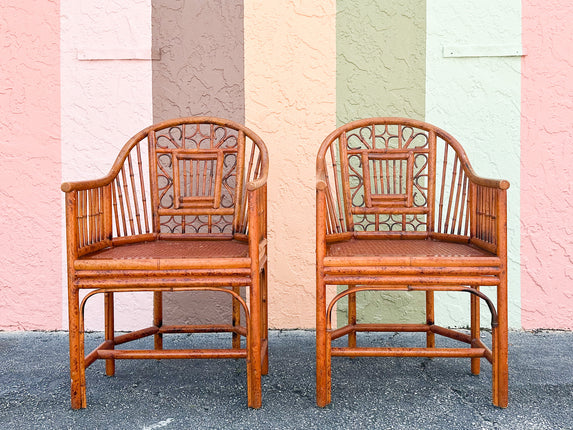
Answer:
top-left (425, 290), bottom-right (435, 348)
top-left (494, 273), bottom-right (509, 408)
top-left (104, 292), bottom-right (115, 376)
top-left (232, 286), bottom-right (241, 350)
top-left (316, 276), bottom-right (331, 407)
top-left (153, 291), bottom-right (163, 350)
top-left (348, 287), bottom-right (357, 348)
top-left (68, 287), bottom-right (86, 409)
top-left (261, 264), bottom-right (269, 375)
top-left (470, 289), bottom-right (481, 375)
top-left (247, 277), bottom-right (262, 408)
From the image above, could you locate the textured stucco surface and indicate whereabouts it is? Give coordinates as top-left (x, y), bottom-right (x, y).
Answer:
top-left (336, 0), bottom-right (427, 325)
top-left (61, 0), bottom-right (154, 330)
top-left (152, 0), bottom-right (244, 122)
top-left (426, 1), bottom-right (522, 328)
top-left (0, 0), bottom-right (61, 330)
top-left (245, 0), bottom-right (336, 328)
top-left (151, 0), bottom-right (245, 325)
top-left (521, 0), bottom-right (573, 329)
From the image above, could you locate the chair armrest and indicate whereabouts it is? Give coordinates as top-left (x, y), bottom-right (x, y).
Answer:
top-left (466, 172), bottom-right (510, 190)
top-left (469, 181), bottom-right (508, 256)
top-left (63, 182), bottom-right (113, 259)
top-left (61, 174), bottom-right (116, 193)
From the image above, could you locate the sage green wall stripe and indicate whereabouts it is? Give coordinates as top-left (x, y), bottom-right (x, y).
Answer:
top-left (336, 0), bottom-right (426, 325)
top-left (336, 0), bottom-right (426, 124)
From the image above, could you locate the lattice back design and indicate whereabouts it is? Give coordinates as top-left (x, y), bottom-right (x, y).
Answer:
top-left (148, 122), bottom-right (262, 235)
top-left (320, 120), bottom-right (472, 236)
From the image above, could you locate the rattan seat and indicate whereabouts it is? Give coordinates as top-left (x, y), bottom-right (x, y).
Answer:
top-left (78, 240), bottom-right (250, 263)
top-left (327, 238), bottom-right (496, 259)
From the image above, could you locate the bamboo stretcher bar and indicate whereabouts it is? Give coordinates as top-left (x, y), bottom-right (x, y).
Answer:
top-left (75, 257), bottom-right (251, 270)
top-left (111, 233), bottom-right (157, 245)
top-left (352, 207), bottom-right (428, 215)
top-left (471, 338), bottom-right (493, 363)
top-left (330, 324), bottom-right (432, 341)
top-left (76, 268), bottom-right (251, 278)
top-left (157, 233), bottom-right (235, 241)
top-left (97, 349), bottom-right (247, 360)
top-left (77, 240), bottom-right (112, 257)
top-left (85, 340), bottom-right (114, 367)
top-left (323, 275), bottom-right (500, 286)
top-left (158, 324), bottom-right (247, 337)
top-left (329, 325), bottom-right (355, 340)
top-left (352, 231), bottom-right (428, 240)
top-left (324, 255), bottom-right (501, 267)
top-left (429, 325), bottom-right (472, 343)
top-left (323, 266), bottom-right (501, 276)
top-left (429, 232), bottom-right (471, 243)
top-left (76, 277), bottom-right (251, 288)
top-left (332, 347), bottom-right (486, 358)
top-left (113, 327), bottom-right (160, 345)
top-left (471, 237), bottom-right (498, 254)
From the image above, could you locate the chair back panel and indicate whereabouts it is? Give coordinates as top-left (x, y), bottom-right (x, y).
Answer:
top-left (150, 123), bottom-right (243, 235)
top-left (97, 118), bottom-right (265, 242)
top-left (318, 118), bottom-right (472, 237)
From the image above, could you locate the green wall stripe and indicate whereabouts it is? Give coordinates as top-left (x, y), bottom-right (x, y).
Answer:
top-left (336, 0), bottom-right (427, 325)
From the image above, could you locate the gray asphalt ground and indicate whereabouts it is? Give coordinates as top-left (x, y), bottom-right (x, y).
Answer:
top-left (0, 330), bottom-right (571, 429)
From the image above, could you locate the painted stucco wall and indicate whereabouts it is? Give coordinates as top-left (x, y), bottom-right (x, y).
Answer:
top-left (245, 0), bottom-right (336, 328)
top-left (0, 0), bottom-right (61, 330)
top-left (426, 0), bottom-right (522, 328)
top-left (151, 0), bottom-right (245, 325)
top-left (60, 0), bottom-right (153, 330)
top-left (1, 1), bottom-right (572, 332)
top-left (521, 0), bottom-right (573, 330)
top-left (336, 0), bottom-right (427, 325)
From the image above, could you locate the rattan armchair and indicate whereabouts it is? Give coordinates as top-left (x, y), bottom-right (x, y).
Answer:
top-left (62, 117), bottom-right (268, 408)
top-left (316, 118), bottom-right (509, 407)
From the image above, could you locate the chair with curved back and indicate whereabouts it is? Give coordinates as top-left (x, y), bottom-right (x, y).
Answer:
top-left (315, 117), bottom-right (509, 407)
top-left (62, 117), bottom-right (268, 408)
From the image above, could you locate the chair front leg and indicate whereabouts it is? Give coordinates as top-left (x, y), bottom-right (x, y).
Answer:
top-left (261, 263), bottom-right (269, 375)
top-left (470, 288), bottom-right (481, 375)
top-left (247, 277), bottom-right (262, 408)
top-left (316, 276), bottom-right (331, 407)
top-left (494, 271), bottom-right (509, 408)
top-left (68, 287), bottom-right (86, 409)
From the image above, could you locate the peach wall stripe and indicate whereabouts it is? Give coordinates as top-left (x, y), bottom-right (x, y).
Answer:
top-left (244, 0), bottom-right (336, 328)
top-left (0, 0), bottom-right (61, 329)
top-left (521, 0), bottom-right (573, 330)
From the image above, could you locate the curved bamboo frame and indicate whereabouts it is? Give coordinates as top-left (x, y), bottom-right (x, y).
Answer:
top-left (316, 117), bottom-right (509, 409)
top-left (63, 116), bottom-right (269, 409)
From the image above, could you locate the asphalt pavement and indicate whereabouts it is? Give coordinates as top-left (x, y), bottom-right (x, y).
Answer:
top-left (0, 330), bottom-right (571, 429)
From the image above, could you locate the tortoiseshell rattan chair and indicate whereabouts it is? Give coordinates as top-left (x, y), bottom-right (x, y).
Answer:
top-left (62, 117), bottom-right (268, 408)
top-left (316, 118), bottom-right (509, 407)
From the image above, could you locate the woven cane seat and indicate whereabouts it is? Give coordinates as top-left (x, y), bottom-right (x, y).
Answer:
top-left (327, 239), bottom-right (496, 259)
top-left (82, 240), bottom-right (249, 260)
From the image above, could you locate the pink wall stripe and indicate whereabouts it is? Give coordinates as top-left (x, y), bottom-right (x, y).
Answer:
top-left (0, 0), bottom-right (61, 329)
top-left (521, 0), bottom-right (573, 329)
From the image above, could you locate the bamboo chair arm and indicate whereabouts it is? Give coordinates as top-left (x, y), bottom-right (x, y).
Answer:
top-left (464, 170), bottom-right (510, 191)
top-left (61, 175), bottom-right (116, 193)
top-left (63, 182), bottom-right (113, 258)
top-left (246, 154), bottom-right (269, 191)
